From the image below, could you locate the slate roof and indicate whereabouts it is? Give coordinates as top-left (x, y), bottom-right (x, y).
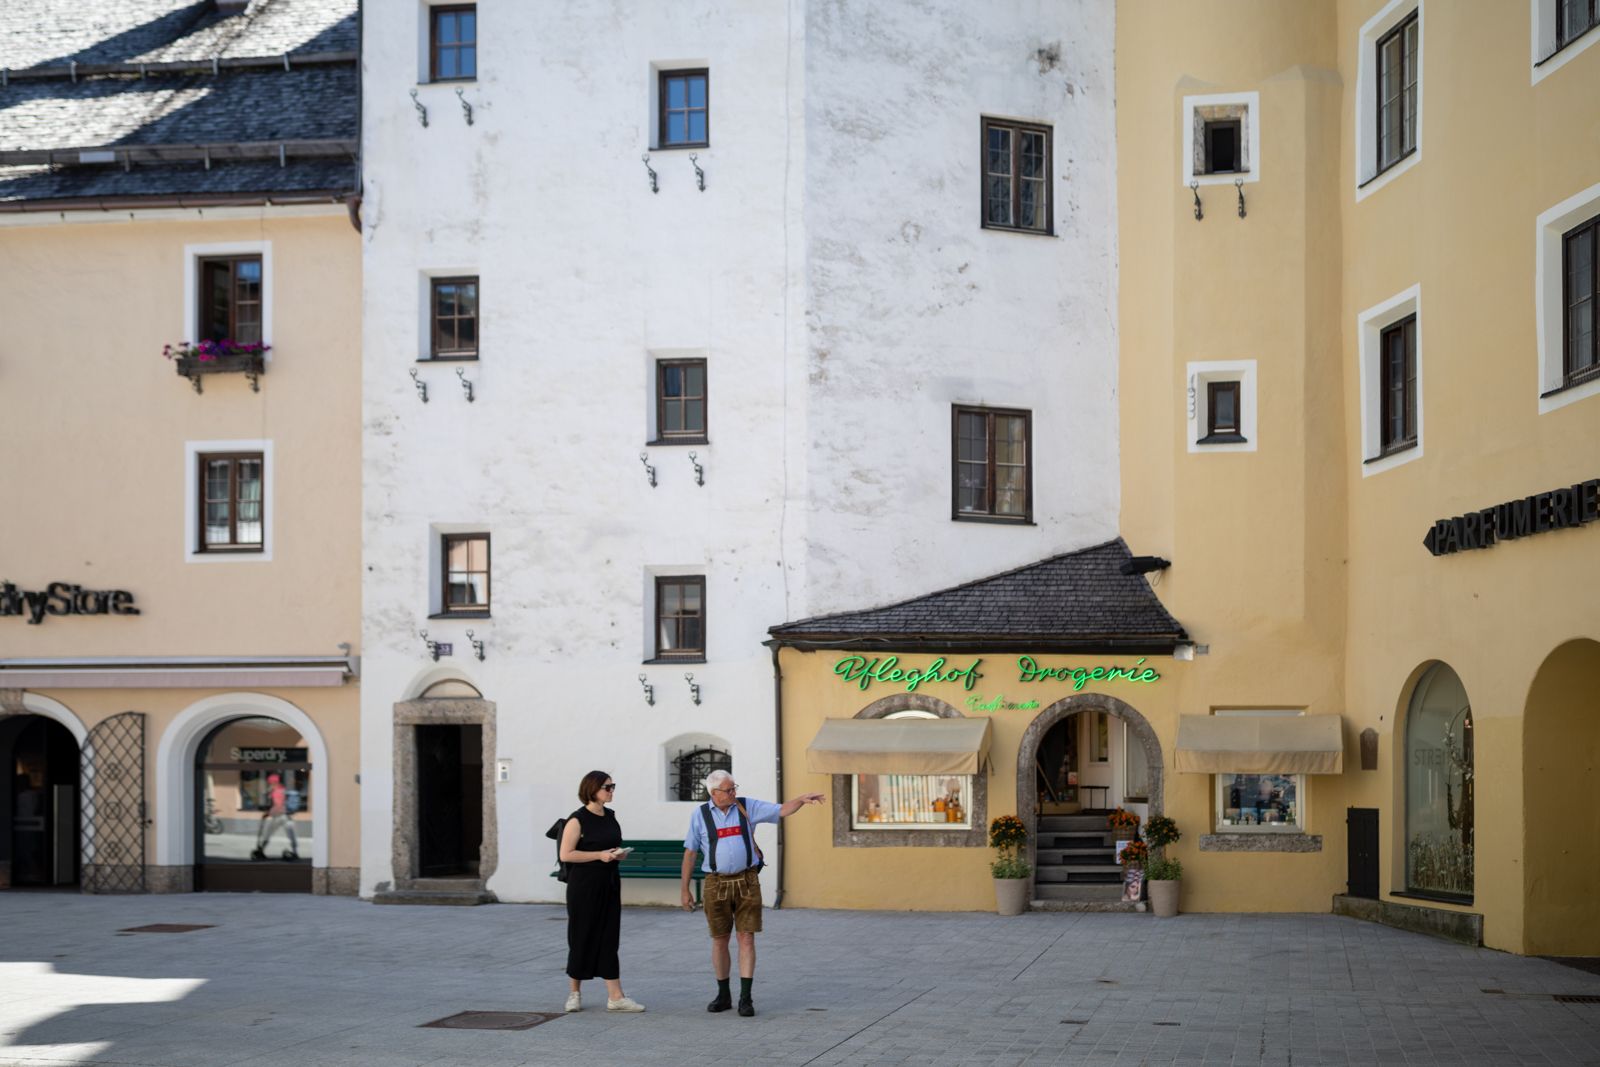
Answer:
top-left (768, 538), bottom-right (1189, 653)
top-left (0, 0), bottom-right (358, 207)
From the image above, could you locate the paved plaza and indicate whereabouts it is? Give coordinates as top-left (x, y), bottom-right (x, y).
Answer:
top-left (2, 892), bottom-right (1598, 1067)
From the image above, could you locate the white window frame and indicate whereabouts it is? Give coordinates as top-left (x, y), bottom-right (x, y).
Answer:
top-left (1355, 0), bottom-right (1423, 201)
top-left (428, 523), bottom-right (490, 617)
top-left (1213, 709), bottom-right (1306, 834)
top-left (1531, 0), bottom-right (1600, 84)
top-left (183, 241), bottom-right (272, 356)
top-left (1186, 359), bottom-right (1258, 453)
top-left (1180, 92), bottom-right (1261, 187)
top-left (1536, 181), bottom-right (1600, 413)
top-left (184, 439), bottom-right (273, 563)
top-left (1357, 285), bottom-right (1424, 476)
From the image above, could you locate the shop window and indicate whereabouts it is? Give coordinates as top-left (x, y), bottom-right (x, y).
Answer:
top-left (981, 117), bottom-right (1052, 234)
top-left (852, 774), bottom-right (972, 829)
top-left (653, 575), bottom-right (705, 660)
top-left (672, 746), bottom-right (731, 802)
top-left (198, 255), bottom-right (262, 345)
top-left (1404, 663), bottom-right (1474, 901)
top-left (430, 5), bottom-right (476, 82)
top-left (1356, 1), bottom-right (1422, 198)
top-left (659, 69), bottom-right (708, 147)
top-left (441, 533), bottom-right (490, 615)
top-left (196, 716), bottom-right (311, 890)
top-left (197, 452), bottom-right (264, 553)
top-left (1214, 711), bottom-right (1304, 833)
top-left (952, 405), bottom-right (1031, 522)
top-left (430, 277), bottom-right (479, 360)
top-left (655, 359), bottom-right (707, 443)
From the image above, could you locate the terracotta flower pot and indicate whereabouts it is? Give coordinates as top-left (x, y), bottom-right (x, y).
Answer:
top-left (1149, 878), bottom-right (1180, 917)
top-left (993, 876), bottom-right (1029, 916)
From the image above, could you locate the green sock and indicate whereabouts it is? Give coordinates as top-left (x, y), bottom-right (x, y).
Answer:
top-left (716, 979), bottom-right (730, 998)
top-left (740, 977), bottom-right (753, 1000)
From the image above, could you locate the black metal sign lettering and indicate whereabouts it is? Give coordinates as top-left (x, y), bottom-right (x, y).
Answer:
top-left (1424, 477), bottom-right (1600, 556)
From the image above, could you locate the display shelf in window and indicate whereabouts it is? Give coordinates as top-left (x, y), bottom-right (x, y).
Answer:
top-left (851, 774), bottom-right (971, 830)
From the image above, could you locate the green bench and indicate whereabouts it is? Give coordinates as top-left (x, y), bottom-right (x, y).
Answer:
top-left (552, 839), bottom-right (703, 904)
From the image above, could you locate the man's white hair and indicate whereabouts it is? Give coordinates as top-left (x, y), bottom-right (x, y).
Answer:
top-left (704, 768), bottom-right (734, 795)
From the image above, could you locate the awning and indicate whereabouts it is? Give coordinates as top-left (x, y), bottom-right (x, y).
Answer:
top-left (1175, 714), bottom-right (1345, 774)
top-left (805, 717), bottom-right (993, 775)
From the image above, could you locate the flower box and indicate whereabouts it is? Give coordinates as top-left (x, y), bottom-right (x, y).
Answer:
top-left (165, 340), bottom-right (270, 394)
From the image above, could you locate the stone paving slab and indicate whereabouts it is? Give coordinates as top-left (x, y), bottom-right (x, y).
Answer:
top-left (2, 893), bottom-right (1599, 1066)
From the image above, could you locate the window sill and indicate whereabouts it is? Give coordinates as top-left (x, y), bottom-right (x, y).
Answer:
top-left (1360, 148), bottom-right (1418, 190)
top-left (652, 142), bottom-right (709, 152)
top-left (420, 78), bottom-right (476, 86)
top-left (1540, 370), bottom-right (1600, 399)
top-left (980, 223), bottom-right (1054, 238)
top-left (646, 437), bottom-right (709, 447)
top-left (1364, 440), bottom-right (1417, 464)
top-left (197, 547), bottom-right (265, 556)
top-left (952, 515), bottom-right (1036, 527)
top-left (419, 354), bottom-right (479, 363)
top-left (429, 611), bottom-right (490, 620)
top-left (643, 656), bottom-right (705, 665)
top-left (1197, 433), bottom-right (1248, 445)
top-left (1536, 25), bottom-right (1599, 67)
top-left (1199, 833), bottom-right (1321, 853)
top-left (1389, 889), bottom-right (1474, 906)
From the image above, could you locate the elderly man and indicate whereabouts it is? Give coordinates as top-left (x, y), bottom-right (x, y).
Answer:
top-left (681, 769), bottom-right (824, 1017)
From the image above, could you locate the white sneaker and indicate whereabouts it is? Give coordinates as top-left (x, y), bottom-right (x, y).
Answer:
top-left (564, 991), bottom-right (581, 1012)
top-left (606, 996), bottom-right (645, 1012)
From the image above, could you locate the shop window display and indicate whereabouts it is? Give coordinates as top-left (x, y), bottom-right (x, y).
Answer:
top-left (852, 774), bottom-right (972, 829)
top-left (1217, 773), bottom-right (1301, 831)
top-left (1405, 663), bottom-right (1473, 899)
top-left (198, 717), bottom-right (312, 866)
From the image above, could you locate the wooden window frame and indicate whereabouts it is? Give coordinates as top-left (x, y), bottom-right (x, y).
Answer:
top-left (1375, 11), bottom-right (1419, 175)
top-left (652, 576), bottom-right (706, 662)
top-left (196, 451), bottom-right (264, 554)
top-left (429, 276), bottom-right (479, 360)
top-left (440, 533), bottom-right (491, 616)
top-left (429, 4), bottom-right (477, 83)
top-left (658, 69), bottom-right (709, 149)
top-left (980, 117), bottom-right (1053, 236)
top-left (1378, 315), bottom-right (1418, 455)
top-left (1202, 119), bottom-right (1242, 175)
top-left (197, 255), bottom-right (262, 344)
top-left (1201, 380), bottom-right (1245, 443)
top-left (654, 359), bottom-right (708, 444)
top-left (950, 405), bottom-right (1034, 524)
top-left (1562, 215), bottom-right (1600, 388)
top-left (1557, 0), bottom-right (1600, 50)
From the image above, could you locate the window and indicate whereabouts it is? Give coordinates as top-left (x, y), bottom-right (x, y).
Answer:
top-left (430, 5), bottom-right (476, 81)
top-left (1559, 0), bottom-right (1599, 48)
top-left (441, 533), bottom-right (490, 614)
top-left (654, 576), bottom-right (705, 659)
top-left (1379, 315), bottom-right (1417, 454)
top-left (1203, 120), bottom-right (1241, 174)
top-left (672, 747), bottom-right (731, 802)
top-left (1214, 712), bottom-right (1304, 833)
top-left (852, 774), bottom-right (972, 829)
top-left (1203, 381), bottom-right (1243, 442)
top-left (1404, 663), bottom-right (1473, 900)
top-left (1563, 215), bottom-right (1598, 388)
top-left (659, 69), bottom-right (708, 148)
top-left (197, 452), bottom-right (264, 552)
top-left (1123, 722), bottom-right (1150, 803)
top-left (656, 359), bottom-right (707, 442)
top-left (430, 277), bottom-right (479, 360)
top-left (952, 406), bottom-right (1031, 522)
top-left (1376, 12), bottom-right (1419, 174)
top-left (198, 256), bottom-right (262, 344)
top-left (1187, 360), bottom-right (1257, 453)
top-left (981, 118), bottom-right (1051, 233)
top-left (1089, 711), bottom-right (1109, 763)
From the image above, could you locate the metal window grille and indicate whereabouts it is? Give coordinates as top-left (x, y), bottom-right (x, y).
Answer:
top-left (673, 748), bottom-right (731, 802)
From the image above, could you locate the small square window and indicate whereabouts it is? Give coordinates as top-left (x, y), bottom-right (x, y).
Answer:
top-left (197, 452), bottom-right (264, 553)
top-left (430, 277), bottom-right (479, 360)
top-left (659, 69), bottom-right (708, 148)
top-left (654, 576), bottom-right (705, 659)
top-left (981, 118), bottom-right (1052, 234)
top-left (952, 405), bottom-right (1032, 522)
top-left (1203, 120), bottom-right (1241, 174)
top-left (198, 256), bottom-right (262, 344)
top-left (1200, 381), bottom-right (1246, 444)
top-left (1379, 314), bottom-right (1418, 455)
top-left (441, 533), bottom-right (490, 614)
top-left (430, 5), bottom-right (477, 82)
top-left (655, 359), bottom-right (707, 442)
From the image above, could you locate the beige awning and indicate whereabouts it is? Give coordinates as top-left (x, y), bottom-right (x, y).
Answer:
top-left (805, 717), bottom-right (993, 775)
top-left (1175, 714), bottom-right (1345, 774)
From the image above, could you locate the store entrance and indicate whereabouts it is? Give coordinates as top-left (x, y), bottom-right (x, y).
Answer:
top-left (194, 717), bottom-right (312, 893)
top-left (415, 724), bottom-right (482, 878)
top-left (0, 715), bottom-right (80, 889)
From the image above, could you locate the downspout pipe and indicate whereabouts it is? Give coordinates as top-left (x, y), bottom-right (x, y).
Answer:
top-left (769, 639), bottom-right (786, 908)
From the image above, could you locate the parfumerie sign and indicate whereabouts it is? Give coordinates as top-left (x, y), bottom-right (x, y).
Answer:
top-left (833, 654), bottom-right (1161, 694)
top-left (1, 581), bottom-right (139, 624)
top-left (1424, 477), bottom-right (1599, 556)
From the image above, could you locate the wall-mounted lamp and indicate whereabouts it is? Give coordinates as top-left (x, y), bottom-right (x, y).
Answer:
top-left (639, 451), bottom-right (656, 488)
top-left (1189, 181), bottom-right (1203, 221)
top-left (455, 86), bottom-right (474, 126)
top-left (409, 88), bottom-right (428, 128)
top-left (688, 153), bottom-right (705, 192)
top-left (1235, 177), bottom-right (1247, 219)
top-left (465, 628), bottom-right (486, 661)
top-left (1119, 555), bottom-right (1172, 576)
top-left (456, 366), bottom-right (475, 402)
top-left (409, 367), bottom-right (428, 403)
top-left (687, 450), bottom-right (704, 486)
top-left (419, 628), bottom-right (442, 661)
top-left (685, 672), bottom-right (701, 705)
top-left (637, 673), bottom-right (655, 706)
top-left (641, 154), bottom-right (658, 194)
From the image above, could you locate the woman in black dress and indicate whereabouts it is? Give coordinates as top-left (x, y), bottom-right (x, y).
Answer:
top-left (559, 770), bottom-right (644, 1012)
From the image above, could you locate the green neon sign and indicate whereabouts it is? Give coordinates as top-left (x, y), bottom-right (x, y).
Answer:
top-left (830, 654), bottom-right (1163, 694)
top-left (964, 695), bottom-right (1041, 712)
top-left (1015, 655), bottom-right (1160, 690)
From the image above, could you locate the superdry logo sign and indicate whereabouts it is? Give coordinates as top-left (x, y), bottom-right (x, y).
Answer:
top-left (1424, 478), bottom-right (1599, 556)
top-left (1, 581), bottom-right (140, 624)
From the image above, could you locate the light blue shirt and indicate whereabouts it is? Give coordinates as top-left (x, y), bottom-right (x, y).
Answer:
top-left (683, 797), bottom-right (781, 875)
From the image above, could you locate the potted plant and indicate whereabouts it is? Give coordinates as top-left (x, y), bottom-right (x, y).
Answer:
top-left (988, 814), bottom-right (1031, 916)
top-left (1107, 807), bottom-right (1141, 840)
top-left (165, 339), bottom-right (271, 394)
top-left (1142, 814), bottom-right (1182, 917)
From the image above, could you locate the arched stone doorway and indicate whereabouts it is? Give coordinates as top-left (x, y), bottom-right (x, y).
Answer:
top-left (1016, 694), bottom-right (1163, 896)
top-left (1523, 638), bottom-right (1600, 956)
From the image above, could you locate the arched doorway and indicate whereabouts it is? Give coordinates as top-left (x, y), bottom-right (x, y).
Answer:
top-left (193, 716), bottom-right (313, 892)
top-left (1523, 638), bottom-right (1600, 956)
top-left (1017, 695), bottom-right (1162, 903)
top-left (1402, 662), bottom-right (1473, 901)
top-left (0, 715), bottom-right (80, 888)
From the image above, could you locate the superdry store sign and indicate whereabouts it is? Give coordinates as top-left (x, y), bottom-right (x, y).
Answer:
top-left (0, 581), bottom-right (140, 624)
top-left (1424, 477), bottom-right (1599, 556)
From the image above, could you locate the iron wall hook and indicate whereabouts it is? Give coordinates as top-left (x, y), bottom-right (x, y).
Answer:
top-left (465, 629), bottom-right (485, 661)
top-left (455, 86), bottom-right (474, 126)
top-left (410, 88), bottom-right (428, 128)
top-left (456, 366), bottom-right (475, 402)
top-left (685, 672), bottom-right (701, 705)
top-left (639, 451), bottom-right (657, 488)
top-left (641, 154), bottom-right (658, 194)
top-left (638, 673), bottom-right (655, 706)
top-left (1190, 181), bottom-right (1203, 221)
top-left (689, 153), bottom-right (705, 192)
top-left (419, 629), bottom-right (441, 662)
top-left (688, 450), bottom-right (704, 486)
top-left (409, 367), bottom-right (428, 403)
top-left (1235, 177), bottom-right (1247, 219)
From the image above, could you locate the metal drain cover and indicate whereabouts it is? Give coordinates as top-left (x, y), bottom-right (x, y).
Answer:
top-left (1554, 994), bottom-right (1600, 1004)
top-left (421, 1011), bottom-right (563, 1031)
top-left (119, 924), bottom-right (215, 934)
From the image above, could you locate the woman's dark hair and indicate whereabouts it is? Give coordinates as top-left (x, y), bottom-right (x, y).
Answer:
top-left (578, 770), bottom-right (612, 805)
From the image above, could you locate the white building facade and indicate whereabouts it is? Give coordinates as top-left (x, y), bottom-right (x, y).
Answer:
top-left (359, 0), bottom-right (1119, 903)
